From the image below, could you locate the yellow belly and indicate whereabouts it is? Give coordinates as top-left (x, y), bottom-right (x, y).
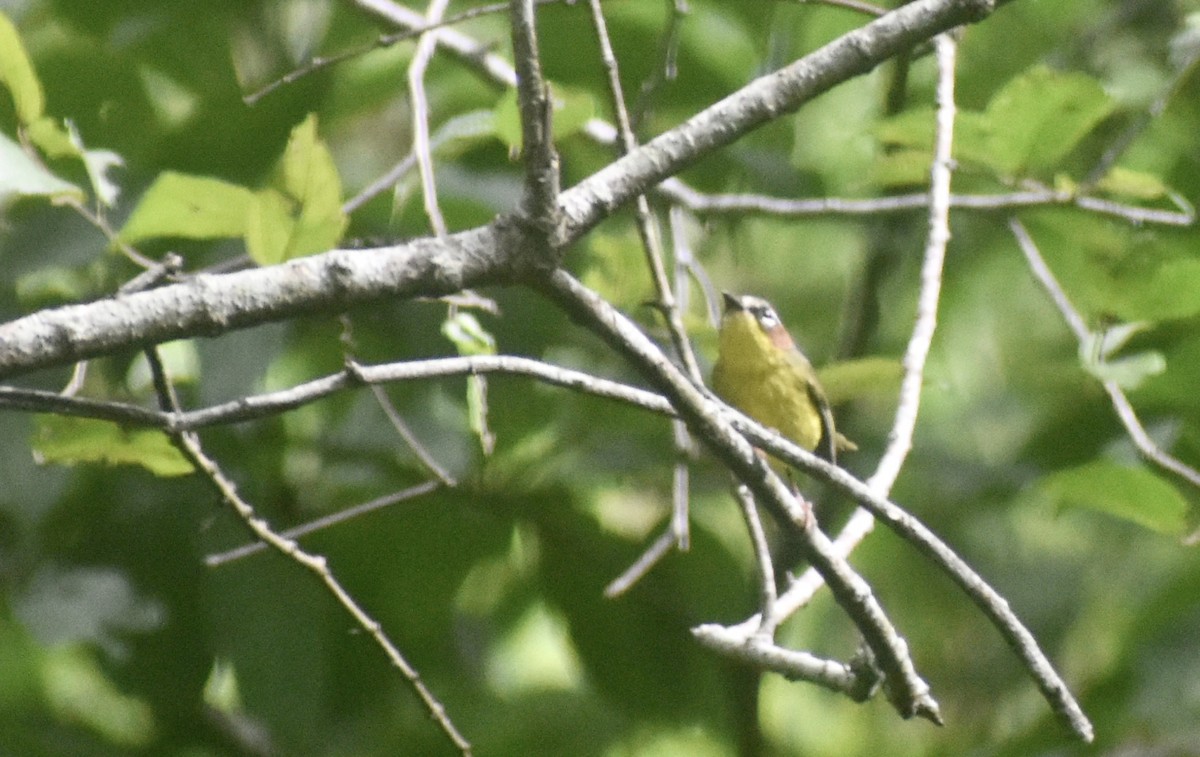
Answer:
top-left (712, 357), bottom-right (823, 453)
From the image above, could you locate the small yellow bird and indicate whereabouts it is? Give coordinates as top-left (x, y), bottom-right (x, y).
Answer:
top-left (712, 292), bottom-right (846, 466)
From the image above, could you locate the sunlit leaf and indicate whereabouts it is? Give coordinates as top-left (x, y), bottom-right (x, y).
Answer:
top-left (0, 132), bottom-right (83, 207)
top-left (119, 171), bottom-right (255, 244)
top-left (0, 11), bottom-right (44, 124)
top-left (33, 416), bottom-right (194, 477)
top-left (256, 113), bottom-right (347, 262)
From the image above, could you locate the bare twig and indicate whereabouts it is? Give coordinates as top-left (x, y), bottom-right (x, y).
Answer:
top-left (410, 0), bottom-right (452, 237)
top-left (0, 355), bottom-right (672, 430)
top-left (1010, 218), bottom-right (1200, 494)
top-left (732, 484), bottom-right (778, 637)
top-left (629, 0), bottom-right (687, 129)
top-left (584, 0), bottom-right (700, 381)
top-left (140, 348), bottom-right (471, 754)
top-left (659, 182), bottom-right (1195, 227)
top-left (534, 268), bottom-right (942, 723)
top-left (776, 29), bottom-right (959, 620)
top-left (783, 0), bottom-right (887, 16)
top-left (368, 383), bottom-right (458, 486)
top-left (585, 0), bottom-right (700, 587)
top-left (245, 0), bottom-right (568, 106)
top-left (692, 625), bottom-right (875, 699)
top-left (1081, 46), bottom-right (1200, 188)
top-left (725, 411), bottom-right (1094, 742)
top-left (603, 528), bottom-right (677, 598)
top-left (205, 480), bottom-right (444, 566)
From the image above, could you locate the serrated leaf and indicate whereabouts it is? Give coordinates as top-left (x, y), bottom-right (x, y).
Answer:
top-left (0, 11), bottom-right (45, 125)
top-left (255, 114), bottom-right (347, 262)
top-left (33, 416), bottom-right (194, 477)
top-left (978, 66), bottom-right (1115, 176)
top-left (0, 133), bottom-right (83, 207)
top-left (876, 67), bottom-right (1116, 180)
top-left (119, 171), bottom-right (255, 244)
top-left (1040, 460), bottom-right (1188, 535)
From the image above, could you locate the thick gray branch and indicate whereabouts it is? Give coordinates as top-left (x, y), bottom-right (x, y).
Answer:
top-left (0, 0), bottom-right (996, 380)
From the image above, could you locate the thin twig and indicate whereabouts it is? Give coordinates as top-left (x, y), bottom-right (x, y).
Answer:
top-left (0, 355), bottom-right (673, 431)
top-left (779, 30), bottom-right (959, 615)
top-left (141, 347), bottom-right (471, 754)
top-left (725, 411), bottom-right (1094, 742)
top-left (410, 0), bottom-right (452, 237)
top-left (733, 484), bottom-right (778, 637)
top-left (783, 0), bottom-right (887, 16)
top-left (1081, 46), bottom-right (1200, 188)
top-left (629, 0), bottom-right (687, 130)
top-left (585, 0), bottom-right (699, 586)
top-left (584, 0), bottom-right (701, 382)
top-left (692, 626), bottom-right (873, 698)
top-left (1009, 218), bottom-right (1200, 494)
top-left (205, 480), bottom-right (444, 566)
top-left (534, 268), bottom-right (942, 723)
top-left (603, 528), bottom-right (677, 598)
top-left (368, 383), bottom-right (459, 486)
top-left (658, 182), bottom-right (1195, 227)
top-left (245, 0), bottom-right (570, 105)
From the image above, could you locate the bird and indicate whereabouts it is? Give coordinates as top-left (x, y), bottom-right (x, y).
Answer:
top-left (712, 292), bottom-right (847, 467)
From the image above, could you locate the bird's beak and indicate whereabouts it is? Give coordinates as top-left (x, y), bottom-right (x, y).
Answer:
top-left (721, 291), bottom-right (743, 312)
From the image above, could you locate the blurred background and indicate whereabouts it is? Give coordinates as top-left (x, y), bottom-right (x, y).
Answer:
top-left (2, 0), bottom-right (1199, 754)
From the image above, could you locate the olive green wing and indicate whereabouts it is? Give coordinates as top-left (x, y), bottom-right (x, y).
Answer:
top-left (804, 377), bottom-right (838, 465)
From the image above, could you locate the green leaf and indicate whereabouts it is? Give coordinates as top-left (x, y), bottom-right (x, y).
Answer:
top-left (443, 312), bottom-right (497, 454)
top-left (1039, 460), bottom-right (1188, 535)
top-left (973, 66), bottom-right (1115, 176)
top-left (26, 116), bottom-right (77, 159)
top-left (245, 187), bottom-right (294, 266)
top-left (0, 133), bottom-right (83, 207)
top-left (33, 416), bottom-right (194, 477)
top-left (1096, 166), bottom-right (1172, 201)
top-left (441, 312), bottom-right (497, 357)
top-left (118, 171), bottom-right (255, 245)
top-left (1079, 324), bottom-right (1166, 390)
top-left (126, 340), bottom-right (201, 393)
top-left (817, 357), bottom-right (904, 406)
top-left (246, 114), bottom-right (347, 264)
top-left (273, 113), bottom-right (347, 259)
top-left (0, 11), bottom-right (45, 125)
top-left (875, 67), bottom-right (1116, 179)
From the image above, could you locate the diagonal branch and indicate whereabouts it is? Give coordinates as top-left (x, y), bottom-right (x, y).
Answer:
top-left (533, 268), bottom-right (942, 723)
top-left (0, 0), bottom-right (999, 382)
top-left (1010, 218), bottom-right (1200, 494)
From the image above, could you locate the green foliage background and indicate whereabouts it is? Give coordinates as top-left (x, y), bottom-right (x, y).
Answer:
top-left (2, 1), bottom-right (1200, 755)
